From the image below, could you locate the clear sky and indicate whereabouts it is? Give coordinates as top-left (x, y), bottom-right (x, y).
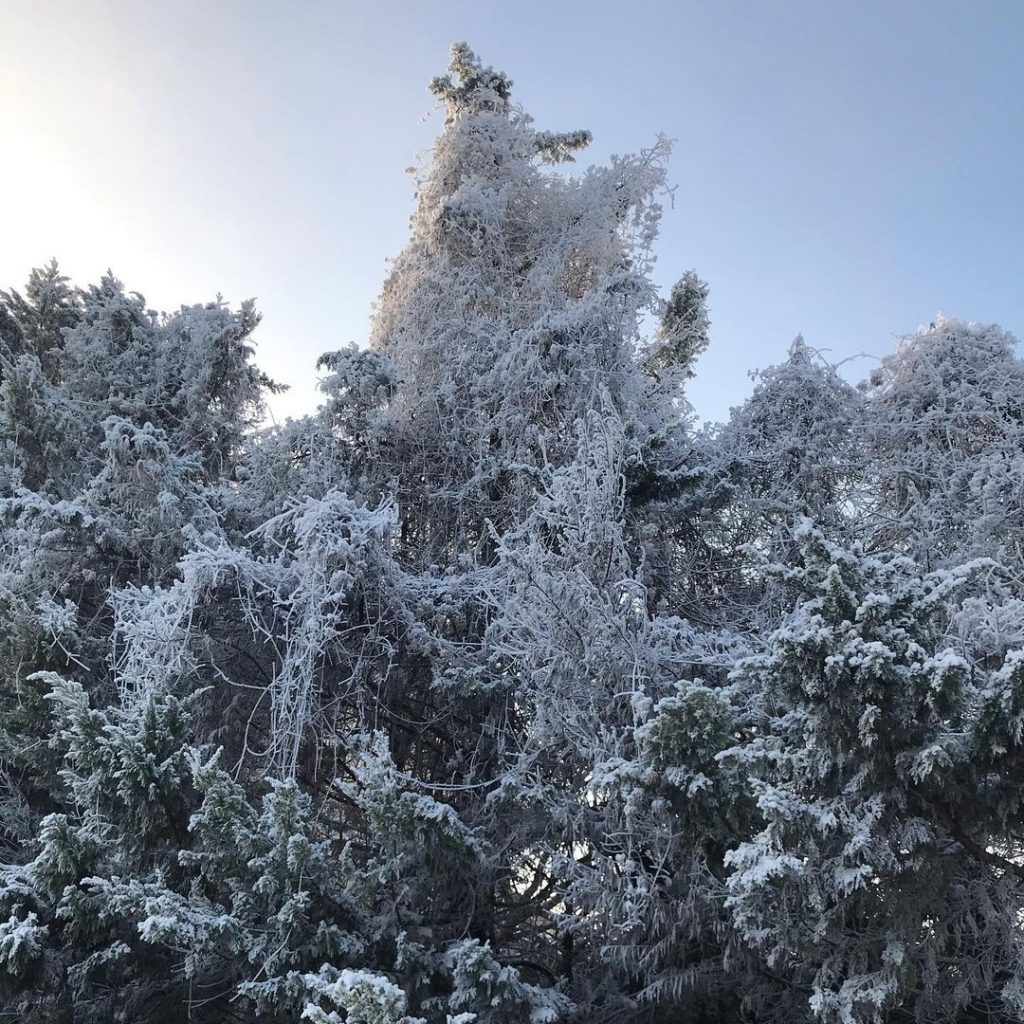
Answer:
top-left (2, 0), bottom-right (1022, 425)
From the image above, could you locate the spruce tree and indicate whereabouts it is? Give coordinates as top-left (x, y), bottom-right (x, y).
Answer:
top-left (3, 40), bottom-right (1024, 1024)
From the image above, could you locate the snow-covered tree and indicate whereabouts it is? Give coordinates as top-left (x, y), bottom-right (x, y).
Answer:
top-left (723, 524), bottom-right (1024, 1023)
top-left (371, 43), bottom-right (671, 566)
top-left (715, 337), bottom-right (862, 552)
top-left (861, 315), bottom-right (1024, 671)
top-left (0, 266), bottom-right (280, 1022)
top-left (863, 316), bottom-right (1024, 568)
top-left (0, 259), bottom-right (80, 381)
top-left (646, 269), bottom-right (710, 380)
top-left (3, 40), bottom-right (1024, 1024)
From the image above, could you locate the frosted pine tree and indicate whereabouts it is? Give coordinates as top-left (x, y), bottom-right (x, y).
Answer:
top-left (683, 336), bottom-right (866, 635)
top-left (371, 43), bottom-right (672, 564)
top-left (0, 259), bottom-right (79, 383)
top-left (0, 42), bottom-right (687, 1022)
top-left (646, 269), bottom-right (711, 379)
top-left (490, 400), bottom-right (748, 1020)
top-left (863, 316), bottom-right (1024, 570)
top-left (0, 267), bottom-right (281, 1021)
top-left (863, 316), bottom-right (1024, 667)
top-left (11, 36), bottom-right (1024, 1024)
top-left (0, 261), bottom-right (81, 493)
top-left (723, 525), bottom-right (1024, 1023)
top-left (715, 337), bottom-right (862, 553)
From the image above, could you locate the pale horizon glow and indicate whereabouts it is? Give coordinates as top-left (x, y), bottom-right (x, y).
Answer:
top-left (2, 0), bottom-right (1022, 425)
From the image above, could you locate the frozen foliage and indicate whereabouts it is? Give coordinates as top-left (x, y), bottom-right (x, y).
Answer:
top-left (1, 41), bottom-right (1023, 1024)
top-left (863, 316), bottom-right (1024, 569)
top-left (371, 43), bottom-right (672, 568)
top-left (723, 525), bottom-right (1024, 1023)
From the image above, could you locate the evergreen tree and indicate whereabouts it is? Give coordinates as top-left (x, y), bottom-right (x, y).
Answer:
top-left (371, 42), bottom-right (668, 563)
top-left (702, 336), bottom-right (864, 628)
top-left (2, 41), bottom-right (1024, 1024)
top-left (863, 315), bottom-right (1024, 571)
top-left (723, 525), bottom-right (1024, 1023)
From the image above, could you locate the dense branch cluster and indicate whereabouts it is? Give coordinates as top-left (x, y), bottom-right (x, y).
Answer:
top-left (1, 45), bottom-right (1022, 1024)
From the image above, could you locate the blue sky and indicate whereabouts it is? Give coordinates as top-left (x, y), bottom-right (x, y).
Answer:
top-left (2, 0), bottom-right (1022, 424)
